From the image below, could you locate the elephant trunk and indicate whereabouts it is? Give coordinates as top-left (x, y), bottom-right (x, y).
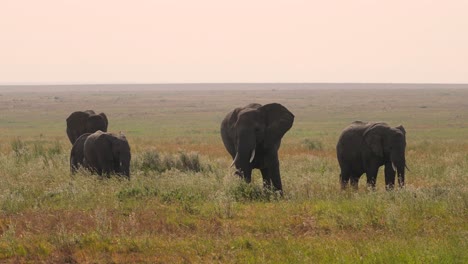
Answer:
top-left (233, 144), bottom-right (255, 183)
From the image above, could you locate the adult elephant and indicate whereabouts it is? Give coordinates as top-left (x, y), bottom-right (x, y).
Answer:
top-left (221, 103), bottom-right (294, 193)
top-left (84, 131), bottom-right (131, 179)
top-left (66, 110), bottom-right (108, 144)
top-left (336, 121), bottom-right (408, 190)
top-left (70, 133), bottom-right (92, 174)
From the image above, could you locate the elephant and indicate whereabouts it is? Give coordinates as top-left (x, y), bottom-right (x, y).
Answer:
top-left (83, 130), bottom-right (131, 178)
top-left (336, 121), bottom-right (407, 190)
top-left (70, 133), bottom-right (92, 174)
top-left (66, 110), bottom-right (108, 144)
top-left (220, 103), bottom-right (294, 193)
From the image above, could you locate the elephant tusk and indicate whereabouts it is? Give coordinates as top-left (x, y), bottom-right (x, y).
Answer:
top-left (230, 152), bottom-right (238, 168)
top-left (249, 149), bottom-right (256, 163)
top-left (391, 162), bottom-right (397, 172)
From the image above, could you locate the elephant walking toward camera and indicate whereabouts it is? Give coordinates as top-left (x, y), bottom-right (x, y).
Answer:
top-left (336, 121), bottom-right (408, 190)
top-left (66, 110), bottom-right (108, 144)
top-left (70, 133), bottom-right (92, 174)
top-left (221, 103), bottom-right (294, 193)
top-left (84, 131), bottom-right (131, 178)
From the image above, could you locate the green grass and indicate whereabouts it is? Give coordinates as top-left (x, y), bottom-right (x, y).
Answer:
top-left (0, 87), bottom-right (467, 263)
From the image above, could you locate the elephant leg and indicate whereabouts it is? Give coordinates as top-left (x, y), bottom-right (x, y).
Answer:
top-left (96, 155), bottom-right (112, 177)
top-left (398, 174), bottom-right (405, 188)
top-left (384, 163), bottom-right (396, 190)
top-left (260, 168), bottom-right (272, 190)
top-left (350, 175), bottom-right (360, 190)
top-left (243, 169), bottom-right (252, 183)
top-left (365, 165), bottom-right (379, 190)
top-left (70, 157), bottom-right (77, 174)
top-left (102, 162), bottom-right (113, 177)
top-left (339, 168), bottom-right (351, 190)
top-left (269, 162), bottom-right (283, 194)
top-left (113, 159), bottom-right (122, 175)
top-left (88, 161), bottom-right (103, 176)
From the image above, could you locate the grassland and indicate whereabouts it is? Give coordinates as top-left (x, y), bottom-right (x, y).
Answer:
top-left (0, 86), bottom-right (467, 263)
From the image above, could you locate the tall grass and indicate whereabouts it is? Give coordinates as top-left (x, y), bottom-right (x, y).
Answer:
top-left (0, 136), bottom-right (466, 262)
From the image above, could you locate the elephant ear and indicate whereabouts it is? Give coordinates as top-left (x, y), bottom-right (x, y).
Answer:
top-left (66, 111), bottom-right (92, 144)
top-left (363, 123), bottom-right (389, 157)
top-left (396, 125), bottom-right (406, 135)
top-left (226, 108), bottom-right (242, 129)
top-left (98, 112), bottom-right (109, 131)
top-left (86, 115), bottom-right (107, 133)
top-left (67, 111), bottom-right (90, 127)
top-left (259, 103), bottom-right (294, 145)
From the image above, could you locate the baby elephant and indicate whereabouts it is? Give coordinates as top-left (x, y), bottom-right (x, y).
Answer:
top-left (336, 121), bottom-right (407, 190)
top-left (83, 131), bottom-right (131, 178)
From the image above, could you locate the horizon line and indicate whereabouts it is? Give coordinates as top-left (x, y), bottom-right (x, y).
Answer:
top-left (1, 82), bottom-right (468, 86)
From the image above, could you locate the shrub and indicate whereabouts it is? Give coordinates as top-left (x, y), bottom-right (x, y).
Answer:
top-left (176, 152), bottom-right (201, 172)
top-left (138, 150), bottom-right (165, 173)
top-left (11, 138), bottom-right (27, 158)
top-left (135, 150), bottom-right (204, 173)
top-left (301, 138), bottom-right (323, 151)
top-left (162, 155), bottom-right (176, 171)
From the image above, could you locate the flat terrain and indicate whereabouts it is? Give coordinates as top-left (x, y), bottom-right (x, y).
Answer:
top-left (0, 85), bottom-right (467, 263)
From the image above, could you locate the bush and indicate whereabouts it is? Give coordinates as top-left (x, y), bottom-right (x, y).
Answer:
top-left (301, 138), bottom-right (323, 151)
top-left (138, 150), bottom-right (165, 173)
top-left (135, 150), bottom-right (204, 174)
top-left (177, 152), bottom-right (201, 172)
top-left (11, 138), bottom-right (28, 158)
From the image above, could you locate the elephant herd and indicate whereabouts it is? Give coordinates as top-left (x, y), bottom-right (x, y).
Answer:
top-left (67, 110), bottom-right (131, 178)
top-left (67, 104), bottom-right (408, 193)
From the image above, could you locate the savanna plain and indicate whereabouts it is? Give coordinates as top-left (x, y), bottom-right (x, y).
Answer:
top-left (0, 86), bottom-right (467, 263)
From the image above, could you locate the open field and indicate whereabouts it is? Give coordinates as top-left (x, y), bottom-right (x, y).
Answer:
top-left (0, 85), bottom-right (467, 263)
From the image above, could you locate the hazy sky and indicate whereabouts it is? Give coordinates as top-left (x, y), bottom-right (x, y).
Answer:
top-left (1, 0), bottom-right (467, 84)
